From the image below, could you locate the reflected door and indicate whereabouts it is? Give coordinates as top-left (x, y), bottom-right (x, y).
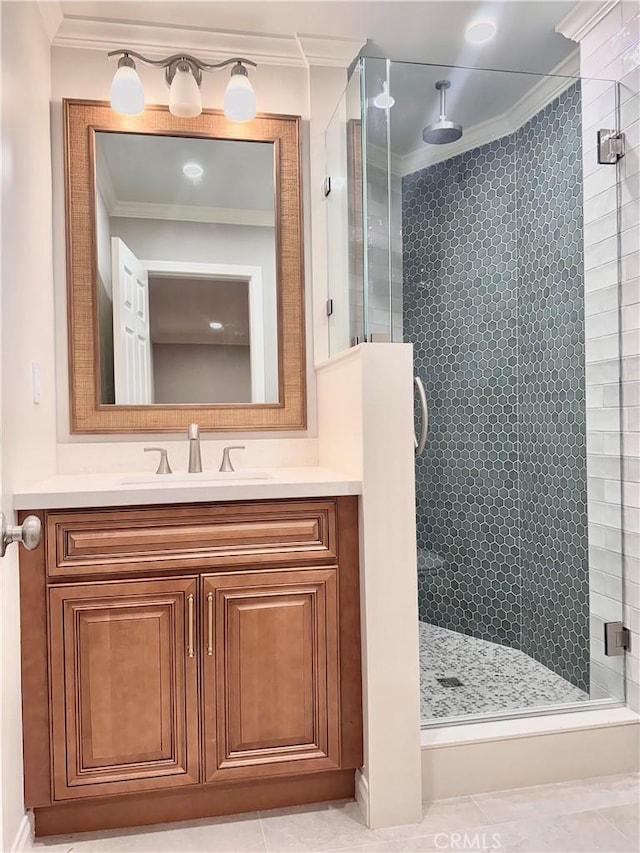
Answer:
top-left (112, 237), bottom-right (153, 404)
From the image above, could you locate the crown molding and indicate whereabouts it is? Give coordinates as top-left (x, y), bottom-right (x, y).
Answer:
top-left (505, 49), bottom-right (580, 132)
top-left (111, 200), bottom-right (275, 228)
top-left (37, 1), bottom-right (63, 43)
top-left (392, 113), bottom-right (512, 176)
top-left (51, 16), bottom-right (364, 68)
top-left (296, 34), bottom-right (366, 68)
top-left (556, 0), bottom-right (620, 42)
top-left (394, 50), bottom-right (580, 176)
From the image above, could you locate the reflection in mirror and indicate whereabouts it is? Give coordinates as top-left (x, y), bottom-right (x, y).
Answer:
top-left (94, 132), bottom-right (278, 405)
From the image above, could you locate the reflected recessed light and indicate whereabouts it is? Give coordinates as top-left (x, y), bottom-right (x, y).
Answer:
top-left (373, 81), bottom-right (395, 109)
top-left (183, 162), bottom-right (204, 181)
top-left (209, 321), bottom-right (224, 330)
top-left (465, 18), bottom-right (497, 44)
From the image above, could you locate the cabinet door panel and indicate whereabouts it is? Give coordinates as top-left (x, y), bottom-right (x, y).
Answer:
top-left (203, 570), bottom-right (340, 782)
top-left (49, 578), bottom-right (199, 800)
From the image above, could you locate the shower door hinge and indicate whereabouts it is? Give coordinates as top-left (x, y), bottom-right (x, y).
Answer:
top-left (604, 621), bottom-right (631, 656)
top-left (598, 129), bottom-right (625, 164)
top-left (326, 298), bottom-right (334, 317)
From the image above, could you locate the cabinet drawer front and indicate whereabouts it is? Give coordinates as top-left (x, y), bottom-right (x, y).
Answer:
top-left (203, 569), bottom-right (340, 782)
top-left (49, 577), bottom-right (199, 799)
top-left (47, 501), bottom-right (337, 578)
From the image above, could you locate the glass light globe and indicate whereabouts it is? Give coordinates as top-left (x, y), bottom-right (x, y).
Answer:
top-left (169, 67), bottom-right (202, 118)
top-left (224, 72), bottom-right (256, 122)
top-left (110, 65), bottom-right (144, 115)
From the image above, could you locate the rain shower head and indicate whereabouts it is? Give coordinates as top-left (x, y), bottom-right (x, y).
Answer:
top-left (422, 80), bottom-right (463, 145)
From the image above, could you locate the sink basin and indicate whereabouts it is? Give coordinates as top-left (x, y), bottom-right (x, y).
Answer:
top-left (120, 471), bottom-right (275, 486)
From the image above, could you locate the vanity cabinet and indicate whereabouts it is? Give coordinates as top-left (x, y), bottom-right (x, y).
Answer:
top-left (19, 497), bottom-right (362, 837)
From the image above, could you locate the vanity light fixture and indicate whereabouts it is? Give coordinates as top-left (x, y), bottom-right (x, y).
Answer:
top-left (108, 50), bottom-right (258, 120)
top-left (465, 18), bottom-right (498, 44)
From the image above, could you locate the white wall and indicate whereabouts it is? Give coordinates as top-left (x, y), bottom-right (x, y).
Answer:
top-left (96, 184), bottom-right (115, 402)
top-left (317, 344), bottom-right (423, 828)
top-left (562, 0), bottom-right (640, 711)
top-left (153, 343), bottom-right (251, 404)
top-left (0, 2), bottom-right (57, 848)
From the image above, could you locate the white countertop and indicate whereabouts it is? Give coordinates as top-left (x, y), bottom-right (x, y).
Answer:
top-left (12, 467), bottom-right (362, 510)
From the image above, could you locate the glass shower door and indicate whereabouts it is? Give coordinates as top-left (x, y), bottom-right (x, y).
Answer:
top-left (357, 56), bottom-right (626, 722)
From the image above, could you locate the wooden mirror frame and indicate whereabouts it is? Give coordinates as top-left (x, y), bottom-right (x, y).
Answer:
top-left (64, 99), bottom-right (306, 433)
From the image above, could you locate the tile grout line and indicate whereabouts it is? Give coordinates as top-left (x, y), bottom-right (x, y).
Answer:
top-left (468, 793), bottom-right (502, 826)
top-left (594, 806), bottom-right (638, 844)
top-left (257, 813), bottom-right (270, 853)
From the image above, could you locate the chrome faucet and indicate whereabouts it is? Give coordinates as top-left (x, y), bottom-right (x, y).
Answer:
top-left (187, 423), bottom-right (203, 473)
top-left (219, 445), bottom-right (245, 473)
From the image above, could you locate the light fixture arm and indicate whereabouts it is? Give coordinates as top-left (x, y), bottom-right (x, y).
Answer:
top-left (108, 49), bottom-right (257, 73)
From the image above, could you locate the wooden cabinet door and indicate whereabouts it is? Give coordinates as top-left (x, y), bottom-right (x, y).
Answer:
top-left (49, 577), bottom-right (199, 799)
top-left (203, 569), bottom-right (340, 782)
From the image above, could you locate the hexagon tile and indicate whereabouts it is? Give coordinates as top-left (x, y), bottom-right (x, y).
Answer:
top-left (403, 83), bottom-right (589, 697)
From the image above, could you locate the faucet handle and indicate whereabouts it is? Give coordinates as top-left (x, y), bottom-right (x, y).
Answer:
top-left (219, 445), bottom-right (246, 473)
top-left (144, 447), bottom-right (173, 475)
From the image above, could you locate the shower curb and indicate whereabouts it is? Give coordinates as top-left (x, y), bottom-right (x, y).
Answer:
top-left (421, 706), bottom-right (640, 799)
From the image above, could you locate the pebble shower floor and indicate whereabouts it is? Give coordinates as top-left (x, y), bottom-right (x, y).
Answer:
top-left (419, 622), bottom-right (588, 721)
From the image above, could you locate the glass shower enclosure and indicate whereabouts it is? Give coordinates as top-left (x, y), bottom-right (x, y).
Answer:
top-left (326, 57), bottom-right (626, 725)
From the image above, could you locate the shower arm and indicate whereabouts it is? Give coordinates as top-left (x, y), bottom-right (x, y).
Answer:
top-left (439, 85), bottom-right (447, 120)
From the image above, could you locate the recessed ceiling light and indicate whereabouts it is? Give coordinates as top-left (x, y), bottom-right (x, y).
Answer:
top-left (373, 81), bottom-right (395, 109)
top-left (465, 18), bottom-right (497, 45)
top-left (209, 321), bottom-right (224, 330)
top-left (183, 162), bottom-right (204, 181)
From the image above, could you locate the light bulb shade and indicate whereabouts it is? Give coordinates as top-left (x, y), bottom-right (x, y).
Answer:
top-left (224, 72), bottom-right (256, 121)
top-left (110, 64), bottom-right (144, 115)
top-left (169, 68), bottom-right (202, 118)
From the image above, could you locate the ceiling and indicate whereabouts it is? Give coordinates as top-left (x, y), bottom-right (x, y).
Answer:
top-left (384, 59), bottom-right (587, 161)
top-left (149, 276), bottom-right (250, 345)
top-left (59, 1), bottom-right (588, 73)
top-left (96, 132), bottom-right (275, 213)
top-left (66, 1), bottom-right (592, 169)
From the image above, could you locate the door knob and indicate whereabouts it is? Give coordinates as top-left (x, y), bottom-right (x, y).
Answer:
top-left (0, 513), bottom-right (42, 557)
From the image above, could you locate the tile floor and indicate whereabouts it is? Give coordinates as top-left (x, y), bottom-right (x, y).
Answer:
top-left (25, 772), bottom-right (639, 853)
top-left (419, 623), bottom-right (589, 721)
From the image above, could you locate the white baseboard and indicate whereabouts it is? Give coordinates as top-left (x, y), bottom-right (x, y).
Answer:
top-left (421, 707), bottom-right (640, 800)
top-left (354, 769), bottom-right (370, 828)
top-left (10, 813), bottom-right (32, 853)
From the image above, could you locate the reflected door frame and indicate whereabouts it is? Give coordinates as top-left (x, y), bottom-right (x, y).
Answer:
top-left (142, 260), bottom-right (266, 404)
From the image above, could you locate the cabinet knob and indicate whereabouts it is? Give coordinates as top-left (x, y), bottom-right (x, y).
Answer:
top-left (1, 513), bottom-right (42, 557)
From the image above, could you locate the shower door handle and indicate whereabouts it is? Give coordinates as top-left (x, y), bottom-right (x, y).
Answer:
top-left (414, 375), bottom-right (428, 458)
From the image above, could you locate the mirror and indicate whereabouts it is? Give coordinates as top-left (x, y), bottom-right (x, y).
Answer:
top-left (64, 101), bottom-right (305, 433)
top-left (94, 133), bottom-right (278, 406)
